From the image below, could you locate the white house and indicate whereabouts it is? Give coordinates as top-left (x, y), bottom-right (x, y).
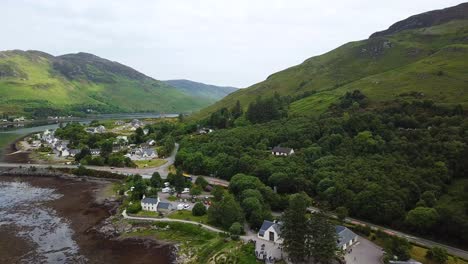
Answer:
top-left (61, 149), bottom-right (70, 157)
top-left (257, 221), bottom-right (358, 251)
top-left (335, 226), bottom-right (358, 250)
top-left (147, 139), bottom-right (156, 146)
top-left (258, 220), bottom-right (283, 243)
top-left (90, 149), bottom-right (101, 156)
top-left (95, 125), bottom-right (106, 133)
top-left (141, 196), bottom-right (160, 212)
top-left (271, 146), bottom-right (295, 156)
top-left (69, 149), bottom-right (80, 157)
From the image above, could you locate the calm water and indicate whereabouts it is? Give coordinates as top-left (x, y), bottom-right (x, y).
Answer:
top-left (0, 181), bottom-right (84, 263)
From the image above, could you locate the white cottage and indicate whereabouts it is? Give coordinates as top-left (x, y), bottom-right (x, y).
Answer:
top-left (141, 196), bottom-right (160, 212)
top-left (271, 146), bottom-right (295, 156)
top-left (258, 220), bottom-right (283, 243)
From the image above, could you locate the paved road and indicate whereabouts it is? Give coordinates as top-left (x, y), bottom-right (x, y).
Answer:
top-left (306, 207), bottom-right (468, 260)
top-left (122, 210), bottom-right (224, 233)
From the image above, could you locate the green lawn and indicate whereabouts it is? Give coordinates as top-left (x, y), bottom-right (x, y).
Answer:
top-left (124, 221), bottom-right (257, 263)
top-left (168, 210), bottom-right (209, 224)
top-left (134, 159), bottom-right (167, 168)
top-left (135, 210), bottom-right (160, 218)
top-left (0, 133), bottom-right (21, 157)
top-left (167, 196), bottom-right (177, 201)
top-left (410, 245), bottom-right (468, 264)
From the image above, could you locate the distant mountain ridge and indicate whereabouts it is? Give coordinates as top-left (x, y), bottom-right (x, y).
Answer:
top-left (191, 2), bottom-right (468, 120)
top-left (0, 50), bottom-right (214, 116)
top-left (164, 79), bottom-right (237, 102)
top-left (371, 2), bottom-right (468, 38)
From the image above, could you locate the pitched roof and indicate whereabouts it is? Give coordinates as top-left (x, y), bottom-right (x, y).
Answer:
top-left (141, 197), bottom-right (159, 205)
top-left (259, 220), bottom-right (282, 236)
top-left (335, 226), bottom-right (357, 247)
top-left (157, 202), bottom-right (172, 209)
top-left (272, 146), bottom-right (293, 154)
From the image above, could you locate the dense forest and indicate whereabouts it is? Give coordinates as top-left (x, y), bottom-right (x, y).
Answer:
top-left (174, 91), bottom-right (468, 247)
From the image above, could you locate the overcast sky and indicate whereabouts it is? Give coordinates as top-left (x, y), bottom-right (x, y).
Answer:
top-left (2, 0), bottom-right (466, 87)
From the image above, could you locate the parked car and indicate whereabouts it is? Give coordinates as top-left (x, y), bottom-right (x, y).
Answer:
top-left (183, 204), bottom-right (190, 209)
top-left (162, 187), bottom-right (172, 193)
top-left (182, 188), bottom-right (190, 194)
top-left (164, 182), bottom-right (170, 187)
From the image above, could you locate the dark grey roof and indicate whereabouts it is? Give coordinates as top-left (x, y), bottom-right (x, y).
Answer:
top-left (157, 202), bottom-right (172, 210)
top-left (141, 197), bottom-right (159, 205)
top-left (69, 149), bottom-right (80, 154)
top-left (335, 226), bottom-right (357, 247)
top-left (272, 146), bottom-right (293, 154)
top-left (259, 220), bottom-right (282, 236)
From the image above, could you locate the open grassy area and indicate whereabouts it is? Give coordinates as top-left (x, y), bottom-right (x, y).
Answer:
top-left (135, 210), bottom-right (160, 218)
top-left (410, 245), bottom-right (468, 264)
top-left (168, 210), bottom-right (209, 224)
top-left (124, 221), bottom-right (257, 263)
top-left (134, 159), bottom-right (167, 168)
top-left (0, 133), bottom-right (20, 156)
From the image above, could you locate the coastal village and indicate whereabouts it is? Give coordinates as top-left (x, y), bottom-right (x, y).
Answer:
top-left (7, 118), bottom-right (428, 264)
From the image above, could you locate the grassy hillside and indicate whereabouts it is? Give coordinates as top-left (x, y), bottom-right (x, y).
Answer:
top-left (164, 79), bottom-right (237, 103)
top-left (0, 50), bottom-right (211, 116)
top-left (191, 14), bottom-right (468, 120)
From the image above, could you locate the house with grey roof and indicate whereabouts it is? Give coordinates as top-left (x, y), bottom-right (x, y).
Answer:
top-left (335, 226), bottom-right (358, 250)
top-left (141, 196), bottom-right (160, 212)
top-left (157, 202), bottom-right (174, 213)
top-left (257, 221), bottom-right (358, 251)
top-left (271, 146), bottom-right (295, 156)
top-left (258, 220), bottom-right (283, 243)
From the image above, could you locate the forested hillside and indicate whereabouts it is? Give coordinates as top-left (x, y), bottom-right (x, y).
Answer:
top-left (177, 91), bottom-right (468, 247)
top-left (0, 50), bottom-right (211, 117)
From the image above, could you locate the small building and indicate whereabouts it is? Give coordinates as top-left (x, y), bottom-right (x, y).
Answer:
top-left (157, 202), bottom-right (174, 214)
top-left (95, 125), bottom-right (106, 133)
top-left (258, 220), bottom-right (283, 243)
top-left (142, 148), bottom-right (157, 159)
top-left (69, 149), bottom-right (80, 157)
top-left (90, 149), bottom-right (101, 156)
top-left (335, 226), bottom-right (358, 250)
top-left (141, 197), bottom-right (160, 212)
top-left (115, 120), bottom-right (125, 126)
top-left (143, 129), bottom-right (149, 135)
top-left (61, 149), bottom-right (70, 157)
top-left (271, 146), bottom-right (295, 156)
top-left (147, 139), bottom-right (156, 146)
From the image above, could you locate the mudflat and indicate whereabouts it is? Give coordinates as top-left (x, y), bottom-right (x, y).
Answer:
top-left (0, 175), bottom-right (174, 264)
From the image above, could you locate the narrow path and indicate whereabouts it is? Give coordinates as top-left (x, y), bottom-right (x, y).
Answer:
top-left (121, 210), bottom-right (225, 233)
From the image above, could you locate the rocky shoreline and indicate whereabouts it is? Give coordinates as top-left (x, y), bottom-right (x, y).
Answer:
top-left (0, 172), bottom-right (175, 264)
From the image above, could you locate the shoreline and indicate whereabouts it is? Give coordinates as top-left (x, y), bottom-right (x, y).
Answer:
top-left (0, 172), bottom-right (175, 263)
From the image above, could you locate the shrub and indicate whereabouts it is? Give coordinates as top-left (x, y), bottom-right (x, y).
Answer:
top-left (229, 222), bottom-right (243, 235)
top-left (192, 202), bottom-right (207, 216)
top-left (426, 246), bottom-right (448, 264)
top-left (127, 202), bottom-right (142, 214)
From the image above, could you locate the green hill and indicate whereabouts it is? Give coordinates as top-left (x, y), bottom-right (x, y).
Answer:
top-left (191, 3), bottom-right (468, 120)
top-left (0, 50), bottom-right (211, 116)
top-left (164, 79), bottom-right (237, 103)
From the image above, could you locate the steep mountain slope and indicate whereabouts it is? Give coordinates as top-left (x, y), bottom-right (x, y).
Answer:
top-left (0, 50), bottom-right (210, 116)
top-left (164, 79), bottom-right (237, 103)
top-left (192, 3), bottom-right (468, 119)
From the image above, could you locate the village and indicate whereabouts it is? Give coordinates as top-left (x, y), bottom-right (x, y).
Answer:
top-left (19, 118), bottom-right (163, 167)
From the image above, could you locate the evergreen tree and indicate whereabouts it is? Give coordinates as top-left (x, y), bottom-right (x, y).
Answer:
top-left (306, 213), bottom-right (338, 263)
top-left (280, 192), bottom-right (311, 262)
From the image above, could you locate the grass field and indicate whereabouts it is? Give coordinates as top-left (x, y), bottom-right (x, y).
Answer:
top-left (0, 133), bottom-right (21, 157)
top-left (168, 210), bottom-right (209, 224)
top-left (134, 159), bottom-right (167, 168)
top-left (410, 245), bottom-right (468, 264)
top-left (124, 221), bottom-right (257, 263)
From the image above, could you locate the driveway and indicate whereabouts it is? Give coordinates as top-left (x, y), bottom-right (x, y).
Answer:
top-left (345, 237), bottom-right (383, 264)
